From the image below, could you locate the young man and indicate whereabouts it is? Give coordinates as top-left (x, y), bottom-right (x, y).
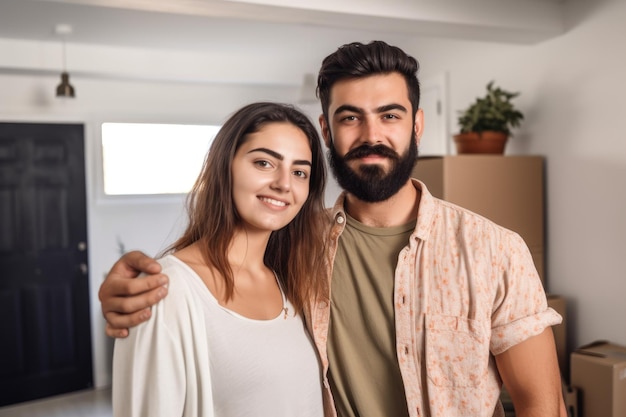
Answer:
top-left (100, 41), bottom-right (566, 417)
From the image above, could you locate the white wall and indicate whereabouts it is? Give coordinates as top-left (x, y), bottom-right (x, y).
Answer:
top-left (404, 0), bottom-right (626, 365)
top-left (530, 0), bottom-right (626, 352)
top-left (1, 0), bottom-right (624, 387)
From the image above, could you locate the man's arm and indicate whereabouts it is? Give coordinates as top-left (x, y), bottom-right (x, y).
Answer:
top-left (495, 327), bottom-right (567, 417)
top-left (98, 251), bottom-right (169, 338)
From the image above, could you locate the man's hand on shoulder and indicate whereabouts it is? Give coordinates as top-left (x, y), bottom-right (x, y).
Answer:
top-left (98, 251), bottom-right (169, 338)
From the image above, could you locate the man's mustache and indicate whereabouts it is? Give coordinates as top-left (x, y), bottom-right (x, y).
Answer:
top-left (344, 144), bottom-right (399, 161)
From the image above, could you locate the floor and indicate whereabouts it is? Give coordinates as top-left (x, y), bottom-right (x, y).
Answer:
top-left (0, 386), bottom-right (515, 417)
top-left (0, 387), bottom-right (112, 417)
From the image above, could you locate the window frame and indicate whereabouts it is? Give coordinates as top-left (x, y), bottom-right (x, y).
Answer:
top-left (94, 118), bottom-right (221, 205)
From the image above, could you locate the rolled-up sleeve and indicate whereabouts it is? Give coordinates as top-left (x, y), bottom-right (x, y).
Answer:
top-left (489, 231), bottom-right (562, 355)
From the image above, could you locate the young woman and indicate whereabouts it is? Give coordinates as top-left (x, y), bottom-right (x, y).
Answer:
top-left (112, 102), bottom-right (328, 417)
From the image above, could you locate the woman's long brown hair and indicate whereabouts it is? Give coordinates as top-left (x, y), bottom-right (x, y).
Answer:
top-left (164, 102), bottom-right (328, 313)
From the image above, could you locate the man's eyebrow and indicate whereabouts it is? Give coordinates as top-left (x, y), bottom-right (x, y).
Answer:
top-left (377, 104), bottom-right (408, 114)
top-left (247, 147), bottom-right (311, 166)
top-left (333, 103), bottom-right (408, 117)
top-left (333, 104), bottom-right (363, 116)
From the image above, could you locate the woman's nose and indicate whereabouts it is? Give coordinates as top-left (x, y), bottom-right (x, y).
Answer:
top-left (270, 168), bottom-right (291, 192)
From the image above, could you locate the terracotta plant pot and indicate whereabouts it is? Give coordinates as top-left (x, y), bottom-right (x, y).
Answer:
top-left (453, 131), bottom-right (509, 154)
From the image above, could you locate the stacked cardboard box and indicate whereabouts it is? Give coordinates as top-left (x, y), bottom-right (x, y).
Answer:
top-left (412, 155), bottom-right (545, 282)
top-left (412, 156), bottom-right (575, 415)
top-left (571, 341), bottom-right (626, 417)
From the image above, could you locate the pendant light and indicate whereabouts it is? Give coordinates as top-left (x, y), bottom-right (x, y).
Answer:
top-left (55, 24), bottom-right (75, 98)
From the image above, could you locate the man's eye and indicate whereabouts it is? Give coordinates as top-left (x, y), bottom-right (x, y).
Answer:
top-left (383, 114), bottom-right (399, 120)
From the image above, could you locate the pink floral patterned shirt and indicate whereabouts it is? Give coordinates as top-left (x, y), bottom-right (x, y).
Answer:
top-left (306, 180), bottom-right (562, 417)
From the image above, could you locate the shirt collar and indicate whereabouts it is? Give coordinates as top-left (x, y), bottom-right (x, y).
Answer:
top-left (329, 178), bottom-right (437, 241)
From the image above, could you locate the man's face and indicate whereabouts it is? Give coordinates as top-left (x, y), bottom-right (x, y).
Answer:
top-left (319, 73), bottom-right (424, 202)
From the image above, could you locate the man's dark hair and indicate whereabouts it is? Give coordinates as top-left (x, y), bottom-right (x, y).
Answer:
top-left (316, 40), bottom-right (421, 120)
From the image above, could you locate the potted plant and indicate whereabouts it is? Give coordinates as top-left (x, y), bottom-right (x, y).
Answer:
top-left (453, 81), bottom-right (524, 154)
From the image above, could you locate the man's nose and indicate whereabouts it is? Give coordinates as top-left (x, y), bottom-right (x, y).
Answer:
top-left (361, 118), bottom-right (382, 145)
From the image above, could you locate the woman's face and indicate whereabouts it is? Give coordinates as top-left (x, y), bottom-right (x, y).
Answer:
top-left (231, 122), bottom-right (312, 233)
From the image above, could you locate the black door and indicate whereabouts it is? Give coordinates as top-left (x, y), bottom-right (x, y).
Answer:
top-left (0, 123), bottom-right (92, 406)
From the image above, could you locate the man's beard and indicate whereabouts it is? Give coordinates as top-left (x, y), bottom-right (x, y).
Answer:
top-left (328, 133), bottom-right (418, 202)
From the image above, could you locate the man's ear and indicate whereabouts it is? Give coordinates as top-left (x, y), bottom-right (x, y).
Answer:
top-left (319, 114), bottom-right (331, 148)
top-left (414, 108), bottom-right (424, 148)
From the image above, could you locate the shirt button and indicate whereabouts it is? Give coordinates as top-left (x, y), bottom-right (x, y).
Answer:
top-left (336, 215), bottom-right (345, 224)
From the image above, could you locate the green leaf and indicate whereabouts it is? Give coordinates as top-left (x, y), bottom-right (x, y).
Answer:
top-left (456, 81), bottom-right (524, 136)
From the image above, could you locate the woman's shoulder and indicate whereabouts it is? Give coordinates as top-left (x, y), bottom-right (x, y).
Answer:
top-left (153, 255), bottom-right (203, 307)
top-left (158, 254), bottom-right (187, 274)
top-left (129, 255), bottom-right (208, 338)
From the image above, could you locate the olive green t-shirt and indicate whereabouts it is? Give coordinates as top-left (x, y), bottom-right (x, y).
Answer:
top-left (328, 213), bottom-right (415, 417)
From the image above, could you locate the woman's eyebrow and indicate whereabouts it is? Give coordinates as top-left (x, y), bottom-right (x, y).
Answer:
top-left (247, 147), bottom-right (311, 166)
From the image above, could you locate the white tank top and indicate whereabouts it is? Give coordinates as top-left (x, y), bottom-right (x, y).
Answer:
top-left (182, 263), bottom-right (324, 417)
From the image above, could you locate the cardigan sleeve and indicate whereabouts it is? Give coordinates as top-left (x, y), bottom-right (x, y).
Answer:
top-left (112, 289), bottom-right (187, 417)
top-left (112, 259), bottom-right (214, 417)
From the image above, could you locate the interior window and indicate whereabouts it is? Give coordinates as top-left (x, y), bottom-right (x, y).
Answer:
top-left (101, 122), bottom-right (220, 195)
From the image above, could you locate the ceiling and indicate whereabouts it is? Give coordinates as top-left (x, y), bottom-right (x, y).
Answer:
top-left (0, 0), bottom-right (568, 52)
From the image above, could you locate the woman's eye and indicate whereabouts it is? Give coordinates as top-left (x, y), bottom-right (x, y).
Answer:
top-left (255, 160), bottom-right (271, 168)
top-left (293, 170), bottom-right (309, 179)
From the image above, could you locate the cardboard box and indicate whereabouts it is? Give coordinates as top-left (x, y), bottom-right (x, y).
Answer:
top-left (570, 341), bottom-right (626, 417)
top-left (548, 294), bottom-right (568, 376)
top-left (412, 155), bottom-right (545, 282)
top-left (563, 385), bottom-right (580, 417)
